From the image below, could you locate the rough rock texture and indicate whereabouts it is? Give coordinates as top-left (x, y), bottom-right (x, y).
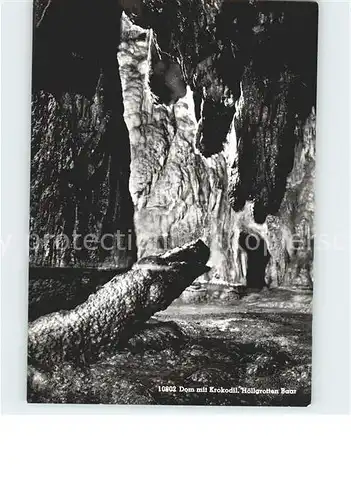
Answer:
top-left (28, 240), bottom-right (210, 368)
top-left (27, 1), bottom-right (316, 406)
top-left (28, 287), bottom-right (312, 406)
top-left (30, 0), bottom-right (136, 268)
top-left (29, 0), bottom-right (317, 288)
top-left (118, 1), bottom-right (318, 287)
top-left (118, 16), bottom-right (238, 285)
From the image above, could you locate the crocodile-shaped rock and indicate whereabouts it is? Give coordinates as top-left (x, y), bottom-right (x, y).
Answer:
top-left (28, 239), bottom-right (210, 368)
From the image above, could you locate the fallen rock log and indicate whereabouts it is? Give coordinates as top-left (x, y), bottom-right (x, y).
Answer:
top-left (28, 239), bottom-right (210, 368)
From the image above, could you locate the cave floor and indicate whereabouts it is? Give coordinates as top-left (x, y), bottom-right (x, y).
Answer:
top-left (151, 287), bottom-right (313, 406)
top-left (29, 287), bottom-right (313, 407)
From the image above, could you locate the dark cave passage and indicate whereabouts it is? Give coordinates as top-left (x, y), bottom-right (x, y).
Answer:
top-left (239, 232), bottom-right (270, 290)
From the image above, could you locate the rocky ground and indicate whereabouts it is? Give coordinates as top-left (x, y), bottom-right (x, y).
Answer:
top-left (28, 286), bottom-right (312, 406)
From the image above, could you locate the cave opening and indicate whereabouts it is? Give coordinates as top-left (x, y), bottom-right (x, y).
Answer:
top-left (239, 232), bottom-right (270, 290)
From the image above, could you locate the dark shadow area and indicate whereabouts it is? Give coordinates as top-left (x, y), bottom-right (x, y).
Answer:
top-left (32, 0), bottom-right (123, 100)
top-left (28, 267), bottom-right (127, 321)
top-left (196, 99), bottom-right (235, 157)
top-left (239, 232), bottom-right (270, 290)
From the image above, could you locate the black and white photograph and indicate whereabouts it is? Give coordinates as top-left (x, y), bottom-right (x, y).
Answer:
top-left (27, 0), bottom-right (319, 406)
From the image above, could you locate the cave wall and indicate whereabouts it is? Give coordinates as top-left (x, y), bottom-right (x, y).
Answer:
top-left (29, 0), bottom-right (318, 289)
top-left (30, 0), bottom-right (136, 268)
top-left (119, 1), bottom-right (317, 287)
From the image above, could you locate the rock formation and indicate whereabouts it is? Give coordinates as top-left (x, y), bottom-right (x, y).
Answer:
top-left (29, 0), bottom-right (318, 291)
top-left (27, 1), bottom-right (317, 406)
top-left (119, 1), bottom-right (318, 287)
top-left (28, 239), bottom-right (210, 367)
top-left (31, 0), bottom-right (136, 268)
